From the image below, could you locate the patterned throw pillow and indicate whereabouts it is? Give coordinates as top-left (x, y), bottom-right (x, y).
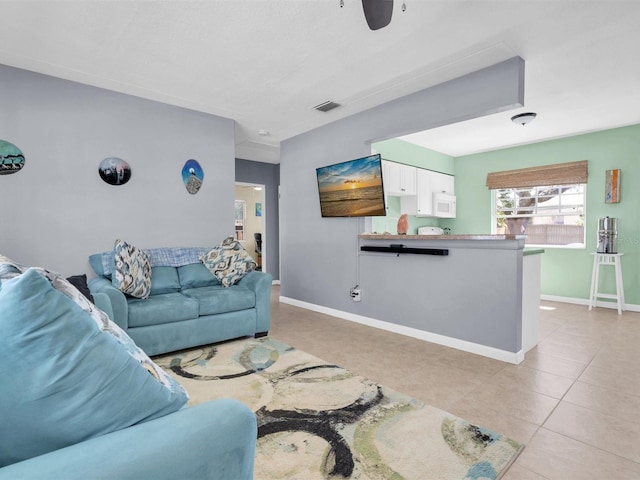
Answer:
top-left (112, 239), bottom-right (152, 299)
top-left (200, 236), bottom-right (257, 287)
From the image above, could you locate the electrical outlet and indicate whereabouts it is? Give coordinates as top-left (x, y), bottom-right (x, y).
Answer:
top-left (351, 288), bottom-right (361, 302)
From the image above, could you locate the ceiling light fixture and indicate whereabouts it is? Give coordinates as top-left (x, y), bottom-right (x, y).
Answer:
top-left (258, 129), bottom-right (270, 136)
top-left (341, 1), bottom-right (406, 30)
top-left (511, 112), bottom-right (537, 126)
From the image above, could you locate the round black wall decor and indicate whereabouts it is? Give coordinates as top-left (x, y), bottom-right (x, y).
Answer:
top-left (99, 157), bottom-right (132, 186)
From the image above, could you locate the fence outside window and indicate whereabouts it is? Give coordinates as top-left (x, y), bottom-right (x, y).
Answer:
top-left (493, 184), bottom-right (586, 247)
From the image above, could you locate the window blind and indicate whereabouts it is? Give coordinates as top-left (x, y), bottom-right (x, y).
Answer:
top-left (486, 160), bottom-right (588, 189)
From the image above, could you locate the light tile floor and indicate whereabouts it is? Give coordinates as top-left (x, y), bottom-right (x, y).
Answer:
top-left (268, 287), bottom-right (640, 479)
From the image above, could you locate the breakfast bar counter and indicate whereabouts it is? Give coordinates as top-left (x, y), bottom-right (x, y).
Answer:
top-left (354, 233), bottom-right (542, 364)
top-left (359, 233), bottom-right (523, 241)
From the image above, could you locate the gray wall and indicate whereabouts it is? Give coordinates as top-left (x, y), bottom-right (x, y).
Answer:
top-left (357, 238), bottom-right (523, 352)
top-left (279, 58), bottom-right (525, 349)
top-left (0, 64), bottom-right (236, 276)
top-left (235, 158), bottom-right (280, 280)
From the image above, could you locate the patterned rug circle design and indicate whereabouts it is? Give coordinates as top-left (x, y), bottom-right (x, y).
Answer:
top-left (155, 337), bottom-right (523, 480)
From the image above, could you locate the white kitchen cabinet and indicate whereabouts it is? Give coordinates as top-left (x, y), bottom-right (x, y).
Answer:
top-left (382, 160), bottom-right (416, 196)
top-left (412, 169), bottom-right (456, 217)
top-left (414, 168), bottom-right (433, 216)
top-left (430, 171), bottom-right (455, 195)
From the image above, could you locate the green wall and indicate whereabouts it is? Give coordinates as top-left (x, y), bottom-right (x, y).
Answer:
top-left (371, 125), bottom-right (640, 304)
top-left (452, 124), bottom-right (640, 304)
top-left (373, 138), bottom-right (455, 173)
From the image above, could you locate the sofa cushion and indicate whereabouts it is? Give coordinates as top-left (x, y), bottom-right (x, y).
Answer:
top-left (182, 285), bottom-right (255, 315)
top-left (150, 266), bottom-right (181, 295)
top-left (89, 252), bottom-right (110, 278)
top-left (66, 274), bottom-right (94, 303)
top-left (127, 292), bottom-right (200, 328)
top-left (0, 268), bottom-right (188, 467)
top-left (200, 237), bottom-right (257, 287)
top-left (113, 238), bottom-right (152, 299)
top-left (177, 262), bottom-right (221, 288)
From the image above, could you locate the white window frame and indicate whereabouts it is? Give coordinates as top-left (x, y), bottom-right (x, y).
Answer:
top-left (491, 184), bottom-right (586, 249)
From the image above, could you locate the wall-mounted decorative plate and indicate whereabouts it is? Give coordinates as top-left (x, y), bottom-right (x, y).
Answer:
top-left (182, 159), bottom-right (203, 194)
top-left (99, 157), bottom-right (131, 186)
top-left (0, 140), bottom-right (25, 175)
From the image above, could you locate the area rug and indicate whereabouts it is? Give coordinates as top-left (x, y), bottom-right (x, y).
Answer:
top-left (154, 337), bottom-right (523, 480)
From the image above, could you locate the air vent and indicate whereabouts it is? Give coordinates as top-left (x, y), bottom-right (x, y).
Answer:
top-left (312, 100), bottom-right (342, 112)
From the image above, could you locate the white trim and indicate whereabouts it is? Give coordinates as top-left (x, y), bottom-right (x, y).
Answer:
top-left (541, 294), bottom-right (640, 312)
top-left (279, 296), bottom-right (524, 365)
top-left (272, 279), bottom-right (281, 285)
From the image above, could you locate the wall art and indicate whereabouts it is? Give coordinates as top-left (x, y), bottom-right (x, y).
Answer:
top-left (0, 139), bottom-right (25, 175)
top-left (605, 169), bottom-right (621, 203)
top-left (255, 202), bottom-right (262, 217)
top-left (182, 159), bottom-right (204, 194)
top-left (235, 200), bottom-right (245, 241)
top-left (99, 157), bottom-right (131, 186)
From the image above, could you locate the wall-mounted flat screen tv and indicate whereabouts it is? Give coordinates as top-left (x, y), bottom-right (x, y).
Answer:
top-left (316, 153), bottom-right (386, 217)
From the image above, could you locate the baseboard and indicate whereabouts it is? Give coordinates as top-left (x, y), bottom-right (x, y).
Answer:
top-left (279, 296), bottom-right (524, 365)
top-left (541, 294), bottom-right (640, 312)
top-left (272, 279), bottom-right (281, 285)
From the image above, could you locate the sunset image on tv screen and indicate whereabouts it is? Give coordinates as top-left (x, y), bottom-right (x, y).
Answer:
top-left (316, 154), bottom-right (386, 217)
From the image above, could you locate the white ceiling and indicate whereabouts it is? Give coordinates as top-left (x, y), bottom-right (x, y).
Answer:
top-left (1, 1), bottom-right (639, 163)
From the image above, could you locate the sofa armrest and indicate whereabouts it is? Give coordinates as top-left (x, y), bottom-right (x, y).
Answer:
top-left (0, 399), bottom-right (257, 480)
top-left (238, 270), bottom-right (272, 334)
top-left (92, 292), bottom-right (114, 321)
top-left (88, 277), bottom-right (128, 330)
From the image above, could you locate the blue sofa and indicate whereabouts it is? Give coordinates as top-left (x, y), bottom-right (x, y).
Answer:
top-left (0, 400), bottom-right (257, 480)
top-left (0, 258), bottom-right (257, 480)
top-left (88, 248), bottom-right (272, 356)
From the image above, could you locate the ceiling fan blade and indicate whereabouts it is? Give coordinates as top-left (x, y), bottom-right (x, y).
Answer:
top-left (362, 0), bottom-right (394, 30)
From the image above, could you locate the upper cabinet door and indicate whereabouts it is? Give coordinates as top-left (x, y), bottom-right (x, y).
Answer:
top-left (382, 160), bottom-right (416, 196)
top-left (382, 160), bottom-right (400, 194)
top-left (415, 168), bottom-right (433, 216)
top-left (400, 164), bottom-right (417, 195)
top-left (430, 171), bottom-right (455, 195)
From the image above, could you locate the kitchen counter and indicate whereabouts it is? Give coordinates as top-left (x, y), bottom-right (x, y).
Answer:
top-left (355, 232), bottom-right (542, 364)
top-left (359, 233), bottom-right (525, 241)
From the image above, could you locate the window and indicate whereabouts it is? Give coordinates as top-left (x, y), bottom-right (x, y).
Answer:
top-left (493, 184), bottom-right (585, 247)
top-left (487, 160), bottom-right (588, 248)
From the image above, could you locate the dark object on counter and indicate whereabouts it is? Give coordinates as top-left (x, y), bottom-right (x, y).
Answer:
top-left (361, 245), bottom-right (449, 256)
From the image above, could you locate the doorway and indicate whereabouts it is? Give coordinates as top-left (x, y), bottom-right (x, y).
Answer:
top-left (235, 182), bottom-right (266, 272)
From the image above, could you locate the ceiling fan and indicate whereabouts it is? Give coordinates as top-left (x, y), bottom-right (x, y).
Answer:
top-left (341, 0), bottom-right (406, 31)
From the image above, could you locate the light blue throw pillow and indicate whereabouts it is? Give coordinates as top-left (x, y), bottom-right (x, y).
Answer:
top-left (177, 262), bottom-right (221, 288)
top-left (150, 266), bottom-right (182, 295)
top-left (0, 268), bottom-right (189, 467)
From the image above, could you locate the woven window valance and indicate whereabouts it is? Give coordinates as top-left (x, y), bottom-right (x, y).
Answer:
top-left (486, 160), bottom-right (588, 190)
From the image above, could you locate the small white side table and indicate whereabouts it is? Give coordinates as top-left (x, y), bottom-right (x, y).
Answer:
top-left (589, 253), bottom-right (625, 315)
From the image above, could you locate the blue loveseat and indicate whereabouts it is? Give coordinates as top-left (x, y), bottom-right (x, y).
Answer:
top-left (0, 257), bottom-right (257, 480)
top-left (88, 246), bottom-right (272, 356)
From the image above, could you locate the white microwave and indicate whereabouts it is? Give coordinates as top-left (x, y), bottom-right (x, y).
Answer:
top-left (433, 193), bottom-right (456, 218)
